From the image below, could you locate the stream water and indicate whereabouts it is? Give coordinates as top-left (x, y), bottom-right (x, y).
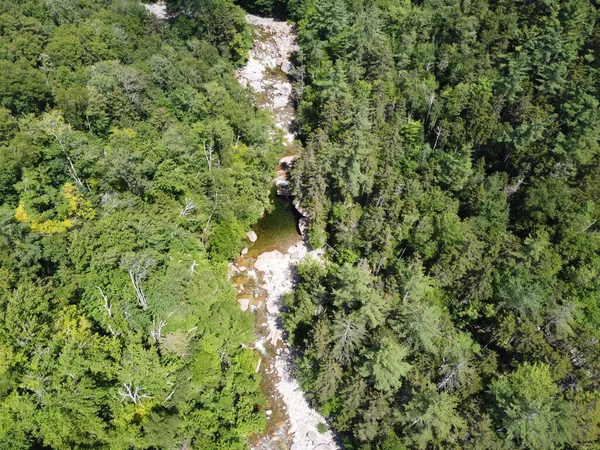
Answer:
top-left (233, 13), bottom-right (339, 450)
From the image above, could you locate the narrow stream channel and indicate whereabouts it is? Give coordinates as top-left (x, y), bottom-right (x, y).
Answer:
top-left (233, 13), bottom-right (340, 450)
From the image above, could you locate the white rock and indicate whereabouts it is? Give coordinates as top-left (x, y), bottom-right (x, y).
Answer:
top-left (247, 269), bottom-right (258, 280)
top-left (266, 409), bottom-right (273, 416)
top-left (241, 247), bottom-right (248, 255)
top-left (143, 2), bottom-right (167, 19)
top-left (307, 431), bottom-right (318, 442)
top-left (237, 298), bottom-right (249, 311)
top-left (254, 250), bottom-right (287, 273)
top-left (266, 301), bottom-right (279, 315)
top-left (247, 230), bottom-right (258, 242)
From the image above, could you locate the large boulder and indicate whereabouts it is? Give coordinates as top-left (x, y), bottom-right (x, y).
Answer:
top-left (279, 155), bottom-right (295, 169)
top-left (254, 250), bottom-right (287, 273)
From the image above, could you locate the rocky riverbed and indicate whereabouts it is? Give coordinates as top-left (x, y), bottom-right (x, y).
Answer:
top-left (234, 13), bottom-right (339, 450)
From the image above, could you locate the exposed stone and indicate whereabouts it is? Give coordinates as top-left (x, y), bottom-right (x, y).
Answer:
top-left (241, 247), bottom-right (248, 255)
top-left (289, 244), bottom-right (302, 256)
top-left (237, 297), bottom-right (250, 311)
top-left (279, 155), bottom-right (295, 168)
top-left (247, 269), bottom-right (258, 280)
top-left (298, 217), bottom-right (309, 236)
top-left (266, 302), bottom-right (279, 315)
top-left (247, 230), bottom-right (258, 242)
top-left (265, 57), bottom-right (277, 69)
top-left (254, 250), bottom-right (287, 273)
top-left (143, 2), bottom-right (167, 19)
top-left (281, 61), bottom-right (293, 74)
top-left (294, 197), bottom-right (310, 217)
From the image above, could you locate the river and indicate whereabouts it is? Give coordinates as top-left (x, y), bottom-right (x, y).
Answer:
top-left (233, 13), bottom-right (339, 450)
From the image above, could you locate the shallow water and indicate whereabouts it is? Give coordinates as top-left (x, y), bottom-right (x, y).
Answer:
top-left (232, 191), bottom-right (301, 311)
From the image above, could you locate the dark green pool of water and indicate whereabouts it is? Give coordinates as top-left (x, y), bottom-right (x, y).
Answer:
top-left (246, 190), bottom-right (301, 260)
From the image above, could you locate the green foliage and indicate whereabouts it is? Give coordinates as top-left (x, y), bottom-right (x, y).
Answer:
top-left (490, 363), bottom-right (575, 450)
top-left (0, 0), bottom-right (279, 447)
top-left (167, 0), bottom-right (252, 65)
top-left (284, 0), bottom-right (600, 447)
top-left (0, 61), bottom-right (52, 114)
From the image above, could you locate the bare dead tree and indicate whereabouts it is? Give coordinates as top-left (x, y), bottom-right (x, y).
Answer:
top-left (433, 126), bottom-right (443, 151)
top-left (119, 382), bottom-right (151, 404)
top-left (96, 286), bottom-right (112, 318)
top-left (167, 303), bottom-right (185, 319)
top-left (164, 390), bottom-right (176, 405)
top-left (129, 269), bottom-right (147, 310)
top-left (151, 318), bottom-right (167, 342)
top-left (504, 177), bottom-right (525, 196)
top-left (202, 192), bottom-right (218, 242)
top-left (124, 255), bottom-right (155, 310)
top-left (437, 362), bottom-right (465, 391)
top-left (425, 91), bottom-right (435, 127)
top-left (582, 220), bottom-right (597, 233)
top-left (101, 192), bottom-right (119, 216)
top-left (179, 197), bottom-right (196, 218)
top-left (203, 141), bottom-right (214, 171)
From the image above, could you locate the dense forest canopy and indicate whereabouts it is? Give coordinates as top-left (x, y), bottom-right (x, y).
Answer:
top-left (1, 0), bottom-right (600, 449)
top-left (0, 0), bottom-right (282, 447)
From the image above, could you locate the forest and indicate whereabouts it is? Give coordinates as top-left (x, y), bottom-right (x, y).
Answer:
top-left (274, 0), bottom-right (600, 448)
top-left (0, 0), bottom-right (281, 447)
top-left (0, 0), bottom-right (599, 449)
